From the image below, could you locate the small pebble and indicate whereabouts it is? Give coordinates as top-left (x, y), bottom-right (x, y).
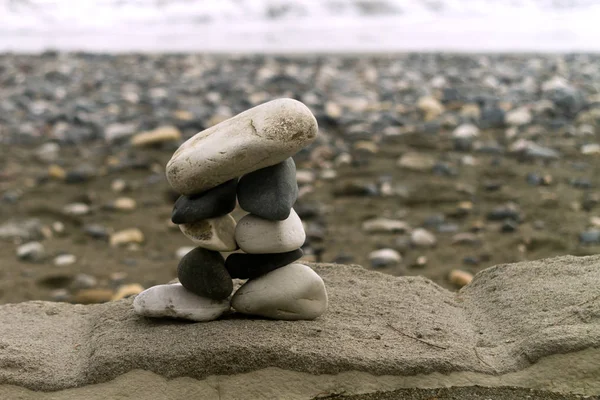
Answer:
top-left (84, 224), bottom-right (110, 240)
top-left (533, 220), bottom-right (546, 230)
top-left (110, 228), bottom-right (144, 247)
top-left (332, 181), bottom-right (378, 197)
top-left (362, 218), bottom-right (410, 234)
top-left (319, 169), bottom-right (337, 180)
top-left (72, 289), bottom-right (114, 304)
top-left (369, 248), bottom-right (401, 268)
top-left (35, 142), bottom-right (60, 163)
top-left (569, 178), bottom-right (593, 189)
top-left (130, 126), bottom-right (181, 147)
top-left (109, 272), bottom-right (128, 286)
top-left (62, 202), bottom-right (90, 216)
top-left (397, 152), bottom-right (436, 172)
top-left (581, 144), bottom-right (600, 155)
top-left (65, 165), bottom-right (96, 184)
top-left (501, 220), bottom-right (519, 233)
top-left (589, 216), bottom-right (600, 228)
top-left (449, 269), bottom-right (474, 287)
top-left (296, 169), bottom-right (316, 185)
top-left (580, 229), bottom-right (600, 245)
top-left (505, 107), bottom-right (532, 126)
top-left (417, 96), bottom-right (445, 120)
top-left (48, 164), bottom-right (66, 180)
top-left (452, 233), bottom-right (481, 246)
top-left (111, 283), bottom-right (144, 301)
top-left (17, 242), bottom-right (45, 262)
top-left (51, 221), bottom-right (65, 235)
top-left (412, 256), bottom-right (428, 268)
top-left (70, 273), bottom-right (98, 290)
top-left (463, 256), bottom-right (480, 266)
top-left (112, 197), bottom-right (137, 211)
top-left (437, 223), bottom-right (459, 233)
top-left (53, 254), bottom-right (76, 266)
top-left (411, 228), bottom-right (437, 248)
top-left (111, 179), bottom-right (128, 192)
top-left (487, 204), bottom-right (521, 221)
top-left (50, 289), bottom-right (70, 302)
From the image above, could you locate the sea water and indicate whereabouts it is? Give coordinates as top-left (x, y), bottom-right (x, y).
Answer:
top-left (0, 0), bottom-right (599, 53)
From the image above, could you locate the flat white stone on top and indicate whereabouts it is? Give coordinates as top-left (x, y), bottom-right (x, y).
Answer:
top-left (133, 283), bottom-right (230, 322)
top-left (235, 209), bottom-right (305, 254)
top-left (180, 214), bottom-right (237, 252)
top-left (231, 263), bottom-right (328, 320)
top-left (166, 98), bottom-right (318, 196)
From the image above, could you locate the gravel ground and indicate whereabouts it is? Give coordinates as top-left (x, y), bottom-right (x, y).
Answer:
top-left (1, 52), bottom-right (600, 304)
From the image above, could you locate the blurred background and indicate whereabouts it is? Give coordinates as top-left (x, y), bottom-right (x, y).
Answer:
top-left (1, 0), bottom-right (600, 305)
top-left (1, 0), bottom-right (599, 52)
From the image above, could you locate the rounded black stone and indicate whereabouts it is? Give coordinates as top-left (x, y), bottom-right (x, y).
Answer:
top-left (171, 179), bottom-right (237, 224)
top-left (237, 158), bottom-right (298, 221)
top-left (177, 247), bottom-right (233, 300)
top-left (225, 249), bottom-right (303, 280)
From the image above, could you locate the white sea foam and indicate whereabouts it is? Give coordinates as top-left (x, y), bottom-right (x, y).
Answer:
top-left (0, 0), bottom-right (598, 53)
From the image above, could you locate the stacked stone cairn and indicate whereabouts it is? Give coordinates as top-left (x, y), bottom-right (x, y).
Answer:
top-left (133, 99), bottom-right (328, 322)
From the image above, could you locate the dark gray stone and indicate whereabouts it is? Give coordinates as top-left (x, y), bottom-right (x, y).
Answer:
top-left (237, 158), bottom-right (298, 221)
top-left (294, 201), bottom-right (324, 220)
top-left (527, 173), bottom-right (542, 186)
top-left (83, 224), bottom-right (110, 240)
top-left (569, 178), bottom-right (593, 190)
top-left (579, 229), bottom-right (600, 245)
top-left (480, 107), bottom-right (506, 129)
top-left (333, 181), bottom-right (379, 197)
top-left (225, 249), bottom-right (303, 280)
top-left (547, 87), bottom-right (586, 118)
top-left (65, 167), bottom-right (96, 184)
top-left (501, 220), bottom-right (519, 233)
top-left (177, 247), bottom-right (232, 300)
top-left (171, 179), bottom-right (237, 224)
top-left (487, 205), bottom-right (522, 222)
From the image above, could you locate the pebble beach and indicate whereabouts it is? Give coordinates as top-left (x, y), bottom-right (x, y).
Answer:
top-left (1, 52), bottom-right (600, 305)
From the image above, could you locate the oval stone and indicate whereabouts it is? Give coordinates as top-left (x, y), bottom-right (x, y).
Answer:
top-left (166, 98), bottom-right (318, 196)
top-left (231, 263), bottom-right (328, 320)
top-left (180, 214), bottom-right (237, 252)
top-left (177, 247), bottom-right (233, 300)
top-left (171, 179), bottom-right (237, 224)
top-left (237, 158), bottom-right (298, 221)
top-left (133, 283), bottom-right (230, 322)
top-left (225, 248), bottom-right (303, 280)
top-left (235, 209), bottom-right (305, 254)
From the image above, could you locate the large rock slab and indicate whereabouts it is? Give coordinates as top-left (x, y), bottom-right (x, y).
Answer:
top-left (0, 255), bottom-right (599, 399)
top-left (166, 98), bottom-right (318, 196)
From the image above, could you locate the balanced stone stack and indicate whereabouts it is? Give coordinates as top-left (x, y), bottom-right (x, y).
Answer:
top-left (133, 98), bottom-right (328, 322)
